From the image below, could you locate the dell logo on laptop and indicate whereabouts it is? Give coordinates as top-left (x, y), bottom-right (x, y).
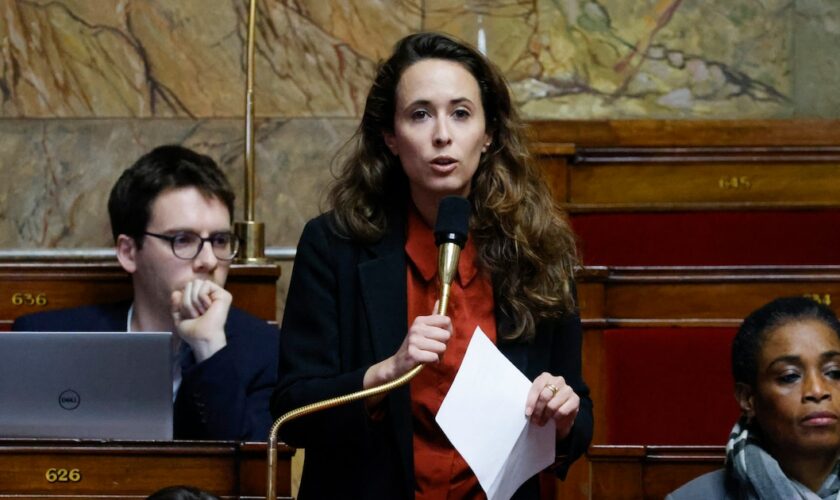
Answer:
top-left (58, 389), bottom-right (80, 410)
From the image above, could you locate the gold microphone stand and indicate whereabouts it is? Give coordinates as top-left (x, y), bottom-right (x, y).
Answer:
top-left (265, 242), bottom-right (463, 500)
top-left (233, 0), bottom-right (267, 264)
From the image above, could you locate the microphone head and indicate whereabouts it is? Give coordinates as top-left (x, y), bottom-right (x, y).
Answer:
top-left (434, 196), bottom-right (470, 248)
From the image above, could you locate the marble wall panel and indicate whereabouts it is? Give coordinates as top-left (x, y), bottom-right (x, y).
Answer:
top-left (424, 0), bottom-right (537, 75)
top-left (9, 0), bottom-right (838, 120)
top-left (1, 0), bottom-right (420, 117)
top-left (793, 0), bottom-right (840, 117)
top-left (2, 0), bottom-right (840, 256)
top-left (290, 0), bottom-right (422, 62)
top-left (0, 116), bottom-right (357, 318)
top-left (2, 0), bottom-right (150, 117)
top-left (425, 0), bottom-right (795, 118)
top-left (5, 0), bottom-right (840, 120)
top-left (0, 117), bottom-right (355, 248)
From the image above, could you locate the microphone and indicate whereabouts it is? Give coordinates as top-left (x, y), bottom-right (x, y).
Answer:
top-left (433, 196), bottom-right (470, 315)
top-left (265, 196), bottom-right (471, 500)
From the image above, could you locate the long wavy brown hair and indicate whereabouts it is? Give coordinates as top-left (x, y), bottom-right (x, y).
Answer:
top-left (329, 32), bottom-right (578, 342)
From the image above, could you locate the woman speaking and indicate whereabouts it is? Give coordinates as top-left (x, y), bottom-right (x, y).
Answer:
top-left (272, 32), bottom-right (592, 499)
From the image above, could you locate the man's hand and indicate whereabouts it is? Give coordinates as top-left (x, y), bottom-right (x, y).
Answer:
top-left (171, 279), bottom-right (230, 362)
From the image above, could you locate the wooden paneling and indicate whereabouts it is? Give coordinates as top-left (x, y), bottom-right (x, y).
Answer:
top-left (569, 266), bottom-right (839, 454)
top-left (536, 152), bottom-right (571, 203)
top-left (529, 119), bottom-right (840, 147)
top-left (532, 121), bottom-right (839, 497)
top-left (529, 121), bottom-right (840, 213)
top-left (0, 260), bottom-right (281, 330)
top-left (557, 445), bottom-right (724, 499)
top-left (0, 259), bottom-right (286, 498)
top-left (567, 156), bottom-right (840, 211)
top-left (0, 439), bottom-right (294, 499)
top-left (578, 266), bottom-right (840, 327)
top-left (587, 445), bottom-right (724, 500)
top-left (576, 276), bottom-right (606, 320)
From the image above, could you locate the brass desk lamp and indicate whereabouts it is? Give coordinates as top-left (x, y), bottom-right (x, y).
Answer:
top-left (233, 0), bottom-right (266, 264)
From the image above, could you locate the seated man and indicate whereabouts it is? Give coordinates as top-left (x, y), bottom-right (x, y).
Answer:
top-left (14, 145), bottom-right (279, 441)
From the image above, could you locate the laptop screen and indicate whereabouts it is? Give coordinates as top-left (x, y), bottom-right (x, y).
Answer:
top-left (0, 331), bottom-right (173, 440)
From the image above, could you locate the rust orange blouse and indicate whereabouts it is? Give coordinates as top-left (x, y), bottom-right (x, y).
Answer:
top-left (405, 205), bottom-right (497, 499)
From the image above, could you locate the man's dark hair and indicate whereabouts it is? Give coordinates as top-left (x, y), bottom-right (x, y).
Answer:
top-left (732, 296), bottom-right (840, 387)
top-left (108, 145), bottom-right (235, 246)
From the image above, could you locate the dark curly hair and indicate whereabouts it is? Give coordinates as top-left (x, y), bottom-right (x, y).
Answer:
top-left (328, 32), bottom-right (578, 341)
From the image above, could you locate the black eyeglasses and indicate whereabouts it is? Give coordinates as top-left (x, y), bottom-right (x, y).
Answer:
top-left (144, 231), bottom-right (240, 261)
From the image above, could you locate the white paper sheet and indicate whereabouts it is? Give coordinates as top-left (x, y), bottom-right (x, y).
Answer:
top-left (435, 327), bottom-right (556, 500)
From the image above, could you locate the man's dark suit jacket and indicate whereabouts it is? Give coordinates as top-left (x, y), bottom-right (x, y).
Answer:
top-left (271, 212), bottom-right (593, 500)
top-left (14, 301), bottom-right (279, 441)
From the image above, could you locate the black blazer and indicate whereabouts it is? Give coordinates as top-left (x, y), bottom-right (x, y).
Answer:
top-left (14, 302), bottom-right (279, 441)
top-left (272, 212), bottom-right (593, 499)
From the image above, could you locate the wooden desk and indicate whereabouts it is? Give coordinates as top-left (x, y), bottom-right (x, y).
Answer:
top-left (585, 445), bottom-right (724, 499)
top-left (0, 260), bottom-right (281, 330)
top-left (531, 120), bottom-right (840, 213)
top-left (0, 439), bottom-right (294, 499)
top-left (0, 258), bottom-right (288, 498)
top-left (530, 120), bottom-right (840, 267)
top-left (576, 265), bottom-right (840, 329)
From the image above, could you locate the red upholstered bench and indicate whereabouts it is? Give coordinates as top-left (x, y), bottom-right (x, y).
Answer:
top-left (572, 210), bottom-right (840, 443)
top-left (533, 121), bottom-right (840, 497)
top-left (601, 327), bottom-right (740, 445)
top-left (571, 210), bottom-right (840, 266)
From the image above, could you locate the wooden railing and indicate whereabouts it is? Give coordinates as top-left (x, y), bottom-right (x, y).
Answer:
top-left (587, 445), bottom-right (724, 499)
top-left (0, 259), bottom-right (281, 330)
top-left (0, 439), bottom-right (294, 499)
top-left (531, 120), bottom-right (840, 498)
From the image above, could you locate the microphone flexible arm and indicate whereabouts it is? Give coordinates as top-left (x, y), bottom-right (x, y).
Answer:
top-left (265, 242), bottom-right (462, 500)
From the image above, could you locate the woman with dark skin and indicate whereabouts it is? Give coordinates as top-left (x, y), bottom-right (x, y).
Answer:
top-left (272, 32), bottom-right (592, 499)
top-left (668, 297), bottom-right (840, 499)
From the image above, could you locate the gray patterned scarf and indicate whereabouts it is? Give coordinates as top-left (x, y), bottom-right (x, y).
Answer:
top-left (726, 417), bottom-right (840, 500)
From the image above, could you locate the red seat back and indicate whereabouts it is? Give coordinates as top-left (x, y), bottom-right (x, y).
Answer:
top-left (572, 210), bottom-right (840, 266)
top-left (602, 327), bottom-right (740, 444)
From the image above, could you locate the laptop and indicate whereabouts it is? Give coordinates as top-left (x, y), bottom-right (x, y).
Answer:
top-left (0, 331), bottom-right (173, 440)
